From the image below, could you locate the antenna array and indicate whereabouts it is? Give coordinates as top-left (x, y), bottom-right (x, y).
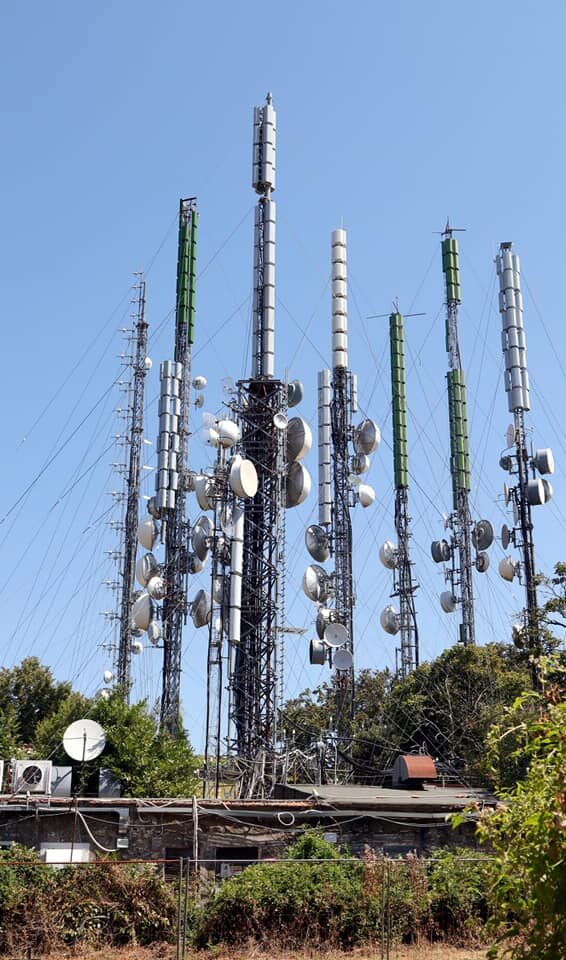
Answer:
top-left (495, 242), bottom-right (554, 664)
top-left (431, 226), bottom-right (493, 644)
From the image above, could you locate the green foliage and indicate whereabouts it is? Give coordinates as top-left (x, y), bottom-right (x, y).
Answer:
top-left (286, 827), bottom-right (344, 860)
top-left (0, 657), bottom-right (71, 743)
top-left (91, 691), bottom-right (199, 796)
top-left (0, 848), bottom-right (176, 954)
top-left (33, 690), bottom-right (92, 762)
top-left (478, 683), bottom-right (566, 959)
top-left (427, 848), bottom-right (490, 940)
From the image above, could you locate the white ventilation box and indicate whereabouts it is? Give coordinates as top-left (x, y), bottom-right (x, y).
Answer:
top-left (12, 760), bottom-right (52, 795)
top-left (40, 842), bottom-right (91, 865)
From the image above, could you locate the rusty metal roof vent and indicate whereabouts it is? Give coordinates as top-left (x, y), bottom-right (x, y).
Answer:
top-left (392, 754), bottom-right (437, 789)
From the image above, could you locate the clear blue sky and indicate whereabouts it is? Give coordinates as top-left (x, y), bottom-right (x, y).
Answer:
top-left (1, 2), bottom-right (565, 750)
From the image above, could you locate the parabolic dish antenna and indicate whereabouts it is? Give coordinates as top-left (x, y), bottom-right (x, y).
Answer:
top-left (305, 524), bottom-right (330, 563)
top-left (324, 622), bottom-right (348, 648)
top-left (273, 412), bottom-right (288, 431)
top-left (501, 524), bottom-right (511, 550)
top-left (334, 648), bottom-right (353, 671)
top-left (63, 719), bottom-right (106, 762)
top-left (505, 424), bottom-right (516, 448)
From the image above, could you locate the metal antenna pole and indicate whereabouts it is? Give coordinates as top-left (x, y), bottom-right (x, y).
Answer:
top-left (159, 198), bottom-right (198, 736)
top-left (230, 94), bottom-right (287, 796)
top-left (495, 243), bottom-right (555, 665)
top-left (115, 277), bottom-right (149, 694)
top-left (389, 311), bottom-right (419, 675)
top-left (441, 221), bottom-right (475, 646)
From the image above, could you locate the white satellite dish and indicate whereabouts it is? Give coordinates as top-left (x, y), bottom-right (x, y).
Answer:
top-left (137, 518), bottom-right (158, 551)
top-left (191, 589), bottom-right (212, 629)
top-left (351, 453), bottom-right (370, 475)
top-left (103, 670), bottom-right (114, 684)
top-left (440, 591), bottom-right (457, 614)
top-left (229, 457), bottom-right (258, 499)
top-left (147, 620), bottom-right (162, 645)
top-left (135, 552), bottom-right (158, 588)
top-left (354, 418), bottom-right (381, 455)
top-left (63, 719), bottom-right (106, 762)
top-left (216, 419), bottom-right (240, 448)
top-left (379, 540), bottom-right (398, 570)
top-left (358, 483), bottom-right (376, 508)
top-left (286, 417), bottom-right (312, 461)
top-left (131, 592), bottom-right (152, 631)
top-left (334, 648), bottom-right (353, 671)
top-left (309, 638), bottom-right (327, 665)
top-left (302, 564), bottom-right (332, 603)
top-left (286, 461), bottom-right (312, 507)
top-left (144, 357), bottom-right (153, 370)
top-left (499, 556), bottom-right (516, 582)
top-left (131, 639), bottom-right (144, 655)
top-left (324, 622), bottom-right (348, 648)
top-left (192, 515), bottom-right (213, 560)
top-left (201, 426), bottom-right (219, 447)
top-left (194, 475), bottom-right (214, 511)
top-left (192, 375), bottom-right (207, 390)
top-left (501, 524), bottom-right (511, 550)
top-left (505, 424), bottom-right (516, 448)
top-left (273, 412), bottom-right (288, 431)
top-left (534, 448), bottom-right (555, 476)
top-left (380, 605), bottom-right (400, 635)
top-left (316, 607), bottom-right (332, 639)
top-left (147, 576), bottom-right (166, 600)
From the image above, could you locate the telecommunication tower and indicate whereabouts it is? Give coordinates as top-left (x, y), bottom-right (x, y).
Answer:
top-left (303, 230), bottom-right (379, 728)
top-left (379, 310), bottom-right (419, 676)
top-left (431, 222), bottom-right (493, 643)
top-left (495, 242), bottom-right (554, 661)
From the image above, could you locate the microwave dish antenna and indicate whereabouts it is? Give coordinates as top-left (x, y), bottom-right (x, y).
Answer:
top-left (63, 719), bottom-right (106, 762)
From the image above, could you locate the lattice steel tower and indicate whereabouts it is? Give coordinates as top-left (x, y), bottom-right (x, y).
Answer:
top-left (495, 242), bottom-right (555, 663)
top-left (431, 223), bottom-right (493, 644)
top-left (379, 310), bottom-right (419, 676)
top-left (115, 277), bottom-right (149, 694)
top-left (230, 94), bottom-right (288, 795)
top-left (158, 198), bottom-right (198, 735)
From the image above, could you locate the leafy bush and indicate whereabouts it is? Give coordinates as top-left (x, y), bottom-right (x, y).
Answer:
top-left (427, 848), bottom-right (491, 942)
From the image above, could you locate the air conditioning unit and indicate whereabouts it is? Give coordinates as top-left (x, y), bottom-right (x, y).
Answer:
top-left (12, 760), bottom-right (52, 795)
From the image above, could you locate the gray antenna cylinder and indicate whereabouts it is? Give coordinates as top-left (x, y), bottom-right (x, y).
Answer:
top-left (252, 96), bottom-right (276, 193)
top-left (252, 199), bottom-right (276, 378)
top-left (331, 229), bottom-right (348, 369)
top-left (155, 361), bottom-right (182, 511)
top-left (496, 244), bottom-right (530, 412)
top-left (229, 507), bottom-right (244, 645)
top-left (318, 369), bottom-right (332, 526)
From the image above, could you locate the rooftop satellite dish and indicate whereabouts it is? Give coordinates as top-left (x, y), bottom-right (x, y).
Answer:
top-left (229, 457), bottom-right (258, 499)
top-left (192, 375), bottom-right (207, 390)
top-left (286, 417), bottom-right (312, 461)
top-left (316, 607), bottom-right (332, 639)
top-left (286, 461), bottom-right (311, 508)
top-left (334, 648), bottom-right (353, 671)
top-left (191, 589), bottom-right (212, 629)
top-left (287, 379), bottom-right (304, 408)
top-left (324, 622), bottom-right (348, 648)
top-left (501, 524), bottom-right (511, 550)
top-left (379, 540), bottom-right (398, 570)
top-left (357, 483), bottom-right (376, 508)
top-left (63, 719), bottom-right (106, 762)
top-left (147, 620), bottom-right (162, 645)
top-left (137, 518), bottom-right (158, 550)
top-left (499, 556), bottom-right (516, 582)
top-left (309, 638), bottom-right (327, 665)
top-left (505, 424), bottom-right (516, 448)
top-left (472, 519), bottom-right (494, 551)
top-left (274, 412), bottom-right (288, 431)
top-left (354, 418), bottom-right (381, 455)
top-left (192, 515), bottom-right (213, 560)
top-left (305, 524), bottom-right (330, 562)
top-left (439, 591), bottom-right (457, 614)
top-left (380, 605), bottom-right (400, 635)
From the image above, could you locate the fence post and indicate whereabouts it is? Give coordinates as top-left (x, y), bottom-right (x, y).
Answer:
top-left (386, 858), bottom-right (391, 960)
top-left (380, 858), bottom-right (386, 959)
top-left (176, 857), bottom-right (183, 960)
top-left (182, 857), bottom-right (191, 958)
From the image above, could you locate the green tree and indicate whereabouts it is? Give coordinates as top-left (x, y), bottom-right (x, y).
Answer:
top-left (0, 658), bottom-right (71, 744)
top-left (479, 673), bottom-right (566, 958)
top-left (33, 691), bottom-right (92, 761)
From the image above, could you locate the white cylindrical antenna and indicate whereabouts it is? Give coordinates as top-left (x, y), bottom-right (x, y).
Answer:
top-left (229, 506), bottom-right (244, 645)
top-left (318, 369), bottom-right (332, 526)
top-left (496, 244), bottom-right (530, 413)
top-left (251, 95), bottom-right (277, 379)
top-left (331, 229), bottom-right (348, 369)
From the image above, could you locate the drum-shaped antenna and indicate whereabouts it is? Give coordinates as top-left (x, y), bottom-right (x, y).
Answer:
top-left (351, 453), bottom-right (370, 475)
top-left (286, 462), bottom-right (312, 508)
top-left (475, 552), bottom-right (490, 573)
top-left (533, 447), bottom-right (555, 475)
top-left (379, 540), bottom-right (398, 569)
top-left (439, 591), bottom-right (457, 613)
top-left (526, 478), bottom-right (546, 506)
top-left (216, 419), bottom-right (240, 448)
top-left (229, 456), bottom-right (259, 499)
top-left (334, 648), bottom-right (353, 671)
top-left (324, 622), bottom-right (348, 648)
top-left (472, 519), bottom-right (494, 551)
top-left (316, 607), bottom-right (332, 639)
top-left (273, 412), bottom-right (288, 431)
top-left (192, 515), bottom-right (213, 561)
top-left (302, 564), bottom-right (331, 603)
top-left (357, 483), bottom-right (375, 508)
top-left (287, 379), bottom-right (304, 408)
top-left (501, 524), bottom-right (511, 549)
top-left (380, 605), bottom-right (400, 635)
top-left (137, 518), bottom-right (158, 550)
top-left (147, 620), bottom-right (162, 645)
top-left (353, 418), bottom-right (381, 455)
top-left (309, 638), bottom-right (327, 665)
top-left (135, 552), bottom-right (158, 587)
top-left (147, 576), bottom-right (166, 600)
top-left (499, 556), bottom-right (516, 582)
top-left (131, 592), bottom-right (152, 631)
top-left (305, 524), bottom-right (330, 562)
top-left (431, 539), bottom-right (451, 564)
top-left (286, 417), bottom-right (312, 461)
top-left (190, 589), bottom-right (212, 628)
top-left (194, 475), bottom-right (214, 511)
top-left (505, 424), bottom-right (516, 447)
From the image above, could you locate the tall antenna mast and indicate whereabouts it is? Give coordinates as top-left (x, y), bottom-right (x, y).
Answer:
top-left (230, 94), bottom-right (290, 796)
top-left (158, 198), bottom-right (198, 735)
top-left (115, 277), bottom-right (149, 694)
top-left (431, 222), bottom-right (493, 643)
top-left (303, 230), bottom-right (379, 752)
top-left (379, 309), bottom-right (419, 676)
top-left (495, 242), bottom-right (554, 664)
